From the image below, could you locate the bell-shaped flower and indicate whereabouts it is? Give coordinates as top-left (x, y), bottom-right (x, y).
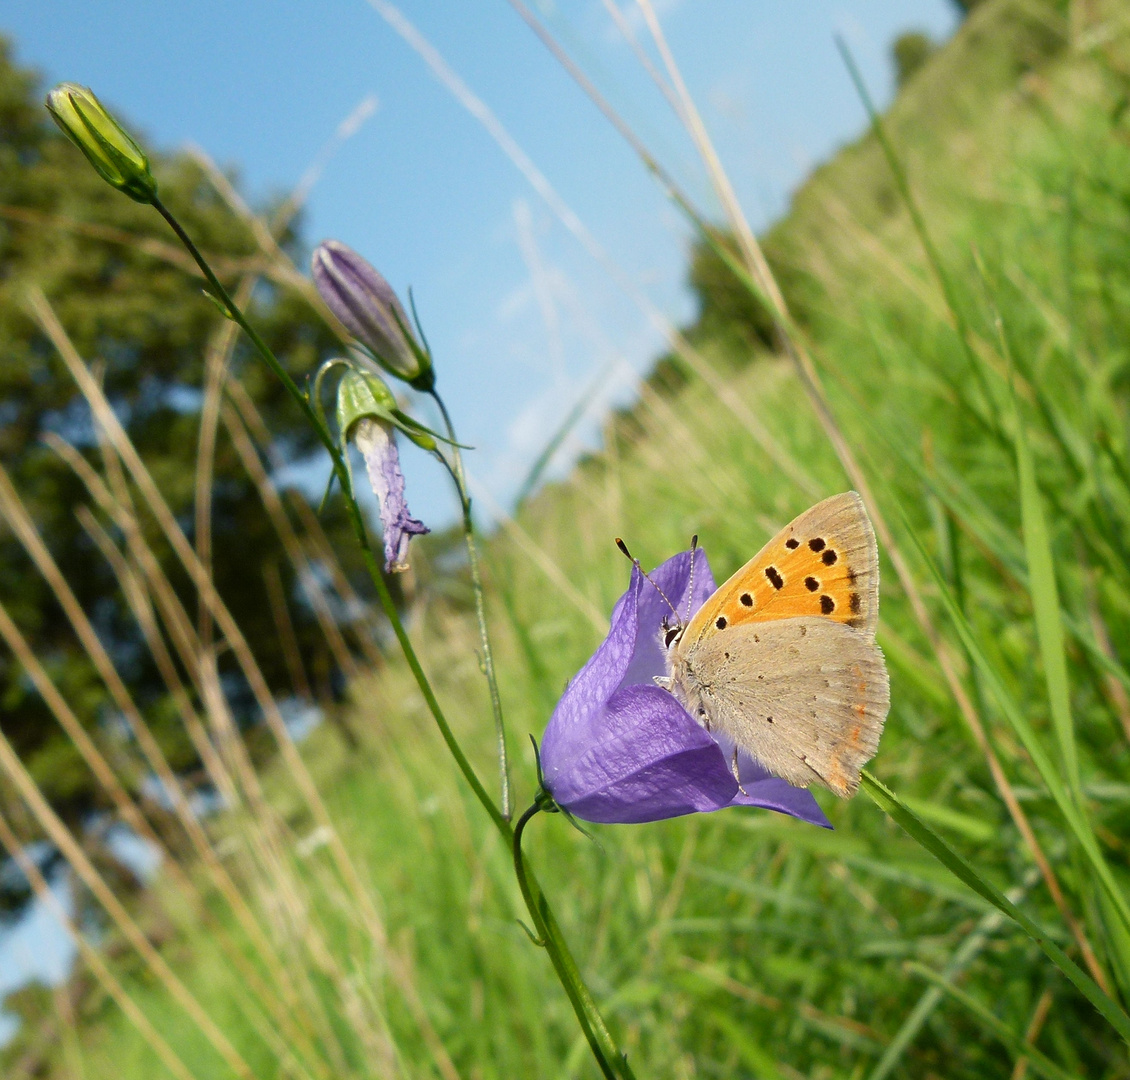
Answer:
top-left (540, 548), bottom-right (830, 827)
top-left (336, 368), bottom-right (429, 572)
top-left (312, 241), bottom-right (434, 390)
top-left (45, 84), bottom-right (157, 204)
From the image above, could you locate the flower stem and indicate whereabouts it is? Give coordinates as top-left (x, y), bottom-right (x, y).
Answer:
top-left (429, 387), bottom-right (512, 821)
top-left (514, 803), bottom-right (638, 1080)
top-left (152, 197), bottom-right (632, 1074)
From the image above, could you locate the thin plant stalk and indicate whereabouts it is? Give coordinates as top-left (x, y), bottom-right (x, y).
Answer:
top-left (139, 196), bottom-right (637, 1079)
top-left (1, 471), bottom-right (340, 1076)
top-left (430, 387), bottom-right (512, 819)
top-left (860, 771), bottom-right (1130, 1044)
top-left (224, 376), bottom-right (386, 667)
top-left (512, 802), bottom-right (637, 1080)
top-left (369, 0), bottom-right (817, 498)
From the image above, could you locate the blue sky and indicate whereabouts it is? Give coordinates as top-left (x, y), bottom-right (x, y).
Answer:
top-left (2, 0), bottom-right (962, 1036)
top-left (6, 0), bottom-right (957, 529)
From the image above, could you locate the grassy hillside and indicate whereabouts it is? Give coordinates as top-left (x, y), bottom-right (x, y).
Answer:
top-left (8, 2), bottom-right (1130, 1077)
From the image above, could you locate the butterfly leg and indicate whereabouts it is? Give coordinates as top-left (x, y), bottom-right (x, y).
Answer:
top-left (730, 748), bottom-right (748, 796)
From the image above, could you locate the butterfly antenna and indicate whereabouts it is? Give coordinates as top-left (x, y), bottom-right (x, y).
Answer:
top-left (614, 537), bottom-right (681, 623)
top-left (686, 534), bottom-right (698, 621)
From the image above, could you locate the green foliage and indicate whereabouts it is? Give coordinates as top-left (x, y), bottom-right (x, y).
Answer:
top-left (893, 32), bottom-right (936, 89)
top-left (685, 231), bottom-right (776, 355)
top-left (9, 4), bottom-right (1130, 1079)
top-left (0, 37), bottom-right (361, 833)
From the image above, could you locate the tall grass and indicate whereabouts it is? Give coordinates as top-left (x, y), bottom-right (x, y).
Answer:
top-left (5, 1), bottom-right (1130, 1077)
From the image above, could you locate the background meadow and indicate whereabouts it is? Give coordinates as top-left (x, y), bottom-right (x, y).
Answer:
top-left (3, 1), bottom-right (1130, 1078)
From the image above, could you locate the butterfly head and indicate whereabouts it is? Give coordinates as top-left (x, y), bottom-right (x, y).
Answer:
top-left (617, 535), bottom-right (698, 654)
top-left (661, 616), bottom-right (685, 650)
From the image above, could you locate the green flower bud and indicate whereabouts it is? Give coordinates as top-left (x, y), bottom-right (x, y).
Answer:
top-left (335, 367), bottom-right (398, 440)
top-left (45, 83), bottom-right (157, 204)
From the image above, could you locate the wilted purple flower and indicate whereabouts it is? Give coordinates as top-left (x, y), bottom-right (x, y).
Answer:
top-left (348, 416), bottom-right (427, 572)
top-left (540, 549), bottom-right (830, 827)
top-left (312, 241), bottom-right (433, 389)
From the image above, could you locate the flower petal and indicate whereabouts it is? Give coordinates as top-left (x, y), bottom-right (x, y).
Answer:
top-left (354, 417), bottom-right (428, 572)
top-left (545, 684), bottom-right (739, 823)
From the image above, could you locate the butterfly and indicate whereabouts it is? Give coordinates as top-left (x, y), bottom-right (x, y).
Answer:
top-left (657, 492), bottom-right (889, 797)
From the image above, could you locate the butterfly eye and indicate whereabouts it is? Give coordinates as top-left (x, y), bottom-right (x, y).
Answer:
top-left (664, 626), bottom-right (682, 648)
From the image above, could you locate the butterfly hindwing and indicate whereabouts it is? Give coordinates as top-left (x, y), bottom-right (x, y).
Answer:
top-left (682, 618), bottom-right (889, 796)
top-left (684, 491), bottom-right (879, 645)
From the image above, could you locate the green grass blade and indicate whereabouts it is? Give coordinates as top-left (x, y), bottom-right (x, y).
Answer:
top-left (1003, 307), bottom-right (1082, 801)
top-left (896, 501), bottom-right (1130, 941)
top-left (860, 771), bottom-right (1130, 1044)
top-left (906, 964), bottom-right (1084, 1080)
top-left (869, 868), bottom-right (1041, 1080)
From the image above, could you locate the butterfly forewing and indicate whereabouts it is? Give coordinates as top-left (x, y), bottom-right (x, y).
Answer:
top-left (684, 491), bottom-right (879, 644)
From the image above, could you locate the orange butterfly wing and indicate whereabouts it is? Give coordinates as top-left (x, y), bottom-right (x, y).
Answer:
top-left (684, 492), bottom-right (879, 646)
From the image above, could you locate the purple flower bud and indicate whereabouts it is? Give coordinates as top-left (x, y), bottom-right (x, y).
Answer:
top-left (312, 241), bottom-right (433, 389)
top-left (540, 549), bottom-right (830, 827)
top-left (352, 416), bottom-right (429, 572)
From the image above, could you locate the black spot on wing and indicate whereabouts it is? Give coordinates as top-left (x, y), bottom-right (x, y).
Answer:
top-left (820, 595), bottom-right (835, 615)
top-left (765, 566), bottom-right (784, 590)
top-left (785, 537), bottom-right (799, 550)
top-left (804, 576), bottom-right (819, 592)
top-left (715, 616), bottom-right (727, 629)
top-left (808, 537), bottom-right (826, 552)
top-left (740, 592), bottom-right (753, 606)
top-left (822, 549), bottom-right (838, 566)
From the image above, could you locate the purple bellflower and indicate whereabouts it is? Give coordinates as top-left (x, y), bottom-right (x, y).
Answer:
top-left (312, 241), bottom-right (434, 390)
top-left (540, 548), bottom-right (830, 827)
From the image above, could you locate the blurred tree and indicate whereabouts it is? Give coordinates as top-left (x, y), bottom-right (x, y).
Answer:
top-left (893, 32), bottom-right (937, 88)
top-left (950, 0), bottom-right (988, 12)
top-left (0, 35), bottom-right (375, 892)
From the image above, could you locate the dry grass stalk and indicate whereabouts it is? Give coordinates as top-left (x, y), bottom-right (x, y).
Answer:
top-left (0, 472), bottom-right (334, 1070)
top-left (80, 446), bottom-right (398, 1074)
top-left (365, 0), bottom-right (817, 498)
top-left (0, 808), bottom-right (201, 1080)
top-left (467, 473), bottom-right (606, 632)
top-left (28, 287), bottom-right (462, 1078)
top-left (224, 379), bottom-right (385, 668)
top-left (263, 557), bottom-right (316, 699)
top-left (0, 726), bottom-right (258, 1079)
top-left (222, 402), bottom-right (360, 681)
top-left (27, 288), bottom-right (383, 936)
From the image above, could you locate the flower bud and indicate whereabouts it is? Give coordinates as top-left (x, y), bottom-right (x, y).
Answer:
top-left (312, 241), bottom-right (434, 390)
top-left (335, 366), bottom-right (398, 437)
top-left (45, 84), bottom-right (157, 204)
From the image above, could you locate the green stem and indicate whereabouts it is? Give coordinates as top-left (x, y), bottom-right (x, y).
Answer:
top-left (514, 803), bottom-right (638, 1080)
top-left (153, 194), bottom-right (507, 834)
top-left (153, 198), bottom-right (633, 1075)
top-left (430, 387), bottom-right (512, 821)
